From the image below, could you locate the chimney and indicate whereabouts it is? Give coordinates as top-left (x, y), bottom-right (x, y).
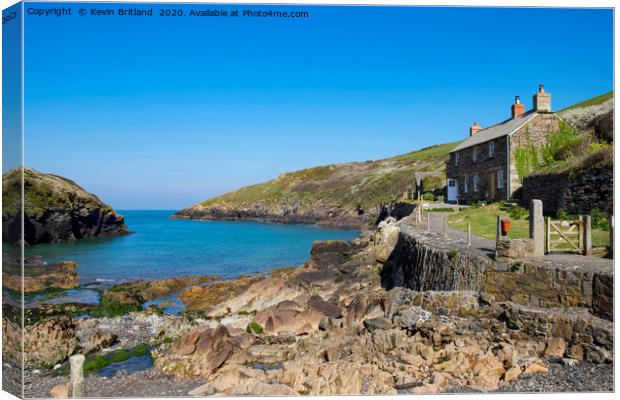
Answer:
top-left (511, 96), bottom-right (525, 118)
top-left (469, 122), bottom-right (482, 136)
top-left (532, 84), bottom-right (552, 112)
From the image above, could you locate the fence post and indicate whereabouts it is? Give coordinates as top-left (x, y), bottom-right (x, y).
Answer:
top-left (546, 217), bottom-right (551, 254)
top-left (70, 354), bottom-right (85, 398)
top-left (496, 215), bottom-right (502, 242)
top-left (529, 199), bottom-right (544, 256)
top-left (584, 215), bottom-right (592, 256)
top-left (443, 216), bottom-right (448, 238)
top-left (578, 215), bottom-right (585, 252)
top-left (467, 222), bottom-right (471, 246)
top-left (427, 212), bottom-right (430, 231)
top-left (610, 214), bottom-right (614, 255)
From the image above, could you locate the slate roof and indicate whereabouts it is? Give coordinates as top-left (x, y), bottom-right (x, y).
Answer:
top-left (451, 111), bottom-right (540, 153)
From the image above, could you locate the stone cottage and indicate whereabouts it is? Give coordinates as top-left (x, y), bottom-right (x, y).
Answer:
top-left (446, 85), bottom-right (563, 203)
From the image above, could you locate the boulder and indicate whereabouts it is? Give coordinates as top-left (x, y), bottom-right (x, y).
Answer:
top-left (544, 337), bottom-right (566, 358)
top-left (154, 325), bottom-right (249, 379)
top-left (25, 316), bottom-right (78, 367)
top-left (363, 317), bottom-right (394, 333)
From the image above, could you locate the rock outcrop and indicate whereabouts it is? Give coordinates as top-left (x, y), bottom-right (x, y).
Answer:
top-left (2, 167), bottom-right (129, 245)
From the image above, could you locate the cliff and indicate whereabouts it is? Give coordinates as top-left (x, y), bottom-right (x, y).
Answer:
top-left (2, 168), bottom-right (129, 245)
top-left (174, 142), bottom-right (460, 229)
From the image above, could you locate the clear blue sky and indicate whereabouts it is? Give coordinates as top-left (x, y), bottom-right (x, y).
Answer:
top-left (21, 3), bottom-right (613, 209)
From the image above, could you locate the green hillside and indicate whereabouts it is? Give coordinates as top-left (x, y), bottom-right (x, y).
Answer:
top-left (174, 141), bottom-right (461, 228)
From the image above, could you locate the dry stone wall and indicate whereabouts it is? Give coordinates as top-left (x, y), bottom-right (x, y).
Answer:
top-left (383, 229), bottom-right (613, 321)
top-left (520, 153), bottom-right (612, 215)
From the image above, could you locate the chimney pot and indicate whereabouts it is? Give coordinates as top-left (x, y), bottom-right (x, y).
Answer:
top-left (511, 95), bottom-right (525, 118)
top-left (469, 122), bottom-right (482, 136)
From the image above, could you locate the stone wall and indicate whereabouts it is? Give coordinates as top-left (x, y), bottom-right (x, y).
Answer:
top-left (382, 229), bottom-right (613, 321)
top-left (381, 232), bottom-right (492, 292)
top-left (520, 153), bottom-right (613, 215)
top-left (495, 239), bottom-right (534, 262)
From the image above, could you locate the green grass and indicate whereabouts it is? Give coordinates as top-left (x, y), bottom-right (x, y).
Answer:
top-left (447, 204), bottom-right (610, 249)
top-left (559, 91), bottom-right (613, 112)
top-left (390, 141), bottom-right (462, 162)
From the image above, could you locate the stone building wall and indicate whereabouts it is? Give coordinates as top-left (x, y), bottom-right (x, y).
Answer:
top-left (509, 113), bottom-right (562, 194)
top-left (447, 113), bottom-right (562, 204)
top-left (446, 136), bottom-right (509, 203)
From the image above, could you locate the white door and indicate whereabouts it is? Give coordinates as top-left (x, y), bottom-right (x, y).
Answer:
top-left (447, 179), bottom-right (458, 203)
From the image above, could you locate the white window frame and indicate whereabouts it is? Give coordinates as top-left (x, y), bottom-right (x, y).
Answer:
top-left (497, 170), bottom-right (504, 189)
top-left (463, 176), bottom-right (468, 193)
top-left (472, 146), bottom-right (477, 162)
top-left (488, 141), bottom-right (495, 157)
top-left (473, 175), bottom-right (479, 191)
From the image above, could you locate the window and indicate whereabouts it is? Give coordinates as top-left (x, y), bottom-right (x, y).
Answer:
top-left (472, 146), bottom-right (477, 162)
top-left (448, 179), bottom-right (456, 187)
top-left (497, 170), bottom-right (504, 189)
top-left (473, 175), bottom-right (479, 191)
top-left (463, 176), bottom-right (468, 193)
top-left (488, 141), bottom-right (495, 157)
top-left (454, 152), bottom-right (459, 166)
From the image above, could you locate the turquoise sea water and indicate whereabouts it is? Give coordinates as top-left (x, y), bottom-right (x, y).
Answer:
top-left (25, 210), bottom-right (359, 284)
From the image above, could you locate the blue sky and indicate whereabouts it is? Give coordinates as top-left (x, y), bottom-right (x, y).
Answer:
top-left (20, 3), bottom-right (613, 209)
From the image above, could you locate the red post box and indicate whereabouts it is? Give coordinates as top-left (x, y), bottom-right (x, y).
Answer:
top-left (501, 217), bottom-right (511, 236)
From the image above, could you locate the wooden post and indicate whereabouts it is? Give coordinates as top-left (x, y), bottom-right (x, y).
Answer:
top-left (70, 354), bottom-right (85, 398)
top-left (467, 222), bottom-right (471, 246)
top-left (578, 215), bottom-right (585, 253)
top-left (443, 216), bottom-right (448, 238)
top-left (584, 215), bottom-right (592, 256)
top-left (427, 212), bottom-right (430, 231)
top-left (546, 217), bottom-right (551, 254)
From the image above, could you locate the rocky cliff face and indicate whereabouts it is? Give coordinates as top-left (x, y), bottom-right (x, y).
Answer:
top-left (174, 142), bottom-right (459, 229)
top-left (2, 168), bottom-right (129, 245)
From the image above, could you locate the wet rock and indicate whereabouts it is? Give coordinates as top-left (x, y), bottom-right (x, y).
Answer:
top-left (3, 260), bottom-right (79, 292)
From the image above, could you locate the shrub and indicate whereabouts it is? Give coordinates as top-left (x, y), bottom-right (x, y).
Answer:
top-left (470, 201), bottom-right (482, 209)
top-left (507, 205), bottom-right (528, 220)
top-left (448, 249), bottom-right (458, 259)
top-left (591, 208), bottom-right (610, 230)
top-left (421, 192), bottom-right (435, 201)
top-left (420, 175), bottom-right (445, 193)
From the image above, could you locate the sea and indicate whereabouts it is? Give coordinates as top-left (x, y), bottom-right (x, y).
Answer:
top-left (24, 210), bottom-right (360, 285)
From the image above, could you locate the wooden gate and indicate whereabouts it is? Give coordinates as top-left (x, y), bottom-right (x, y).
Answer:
top-left (546, 216), bottom-right (592, 255)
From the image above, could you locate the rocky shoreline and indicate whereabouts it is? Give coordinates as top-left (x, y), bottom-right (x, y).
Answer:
top-left (2, 215), bottom-right (614, 397)
top-left (172, 205), bottom-right (365, 230)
